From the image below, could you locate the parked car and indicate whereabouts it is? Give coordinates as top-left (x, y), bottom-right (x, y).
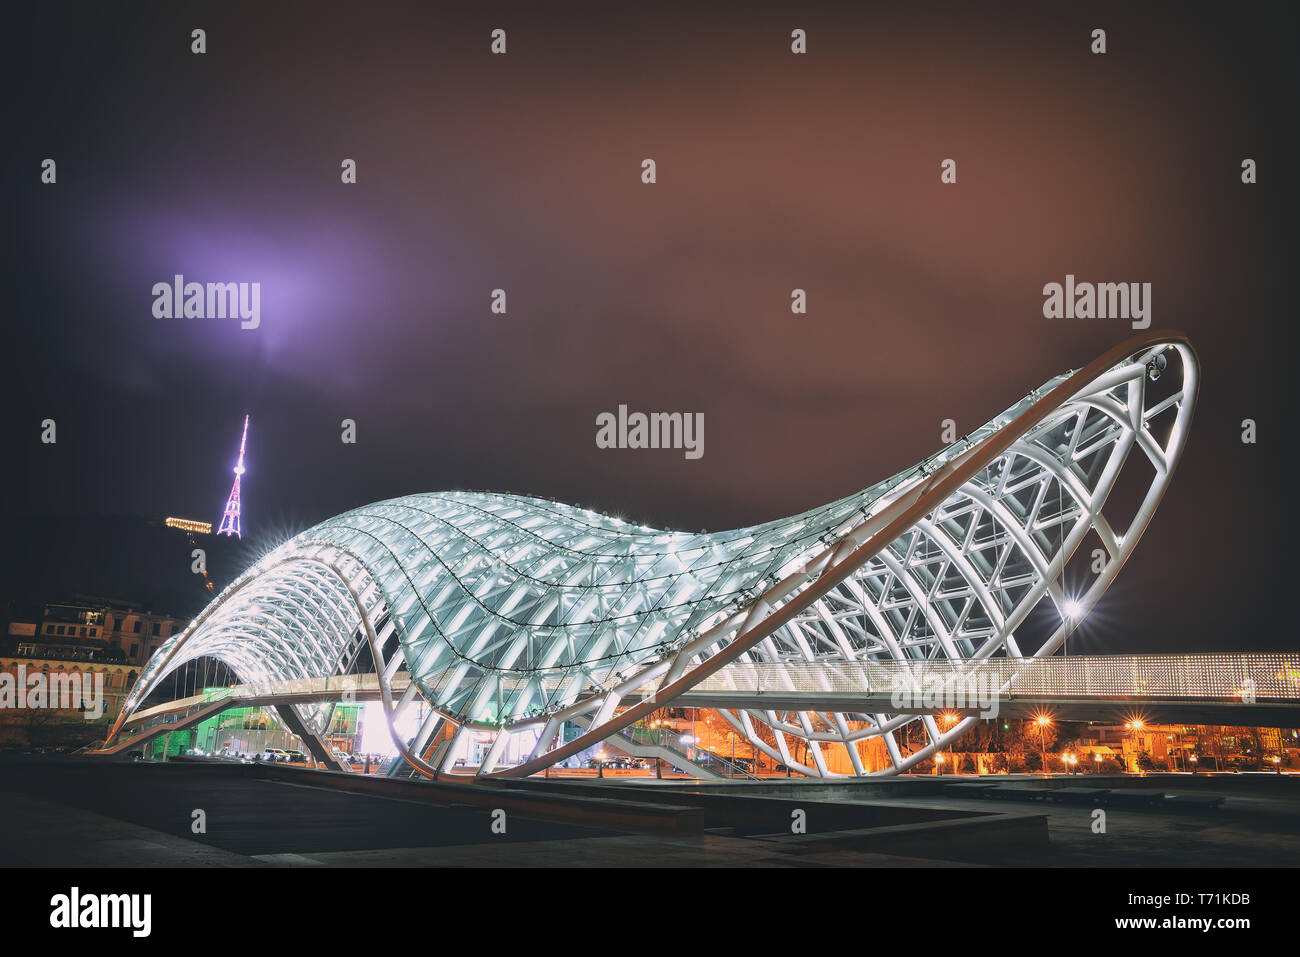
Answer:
top-left (282, 750), bottom-right (308, 763)
top-left (259, 748), bottom-right (289, 762)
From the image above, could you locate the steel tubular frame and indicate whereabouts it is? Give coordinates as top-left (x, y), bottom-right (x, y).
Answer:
top-left (110, 331), bottom-right (1198, 778)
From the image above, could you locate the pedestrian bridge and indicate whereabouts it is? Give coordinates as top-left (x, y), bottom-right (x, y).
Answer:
top-left (676, 653), bottom-right (1300, 726)
top-left (97, 335), bottom-right (1282, 777)
top-left (102, 653), bottom-right (1300, 765)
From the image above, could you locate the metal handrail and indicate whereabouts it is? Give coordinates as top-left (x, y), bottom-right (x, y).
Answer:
top-left (689, 654), bottom-right (1300, 700)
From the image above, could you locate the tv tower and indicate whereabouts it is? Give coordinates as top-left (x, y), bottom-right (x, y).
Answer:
top-left (216, 414), bottom-right (250, 538)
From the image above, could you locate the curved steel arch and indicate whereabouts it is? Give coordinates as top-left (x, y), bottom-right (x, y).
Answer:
top-left (111, 331), bottom-right (1198, 778)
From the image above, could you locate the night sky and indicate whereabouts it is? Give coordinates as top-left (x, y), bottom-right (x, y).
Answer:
top-left (2, 2), bottom-right (1294, 651)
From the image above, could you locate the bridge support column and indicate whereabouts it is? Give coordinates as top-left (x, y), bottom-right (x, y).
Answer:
top-left (275, 704), bottom-right (348, 771)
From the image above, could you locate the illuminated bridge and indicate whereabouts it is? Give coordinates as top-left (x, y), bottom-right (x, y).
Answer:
top-left (106, 653), bottom-right (1300, 772)
top-left (105, 331), bottom-right (1255, 777)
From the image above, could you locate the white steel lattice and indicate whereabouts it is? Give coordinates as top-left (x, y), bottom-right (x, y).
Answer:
top-left (111, 331), bottom-right (1199, 777)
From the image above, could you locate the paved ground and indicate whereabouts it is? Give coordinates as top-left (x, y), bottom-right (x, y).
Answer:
top-left (3, 759), bottom-right (1297, 867)
top-left (553, 773), bottom-right (1300, 866)
top-left (0, 790), bottom-right (262, 867)
top-left (249, 834), bottom-right (963, 868)
top-left (915, 787), bottom-right (1300, 866)
top-left (1, 759), bottom-right (615, 858)
top-left (0, 758), bottom-right (979, 867)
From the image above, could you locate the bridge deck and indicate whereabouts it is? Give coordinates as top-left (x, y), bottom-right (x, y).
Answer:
top-left (113, 653), bottom-right (1299, 740)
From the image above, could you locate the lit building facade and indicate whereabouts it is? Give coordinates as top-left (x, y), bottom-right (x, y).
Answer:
top-left (7, 596), bottom-right (183, 667)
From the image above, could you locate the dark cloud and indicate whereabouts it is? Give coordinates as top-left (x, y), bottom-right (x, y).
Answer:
top-left (3, 1), bottom-right (1294, 650)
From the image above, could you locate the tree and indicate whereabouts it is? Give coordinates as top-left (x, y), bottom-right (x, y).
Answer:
top-left (1245, 727), bottom-right (1266, 770)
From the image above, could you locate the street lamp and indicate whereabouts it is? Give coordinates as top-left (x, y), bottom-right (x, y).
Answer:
top-left (1034, 715), bottom-right (1052, 777)
top-left (935, 752), bottom-right (945, 776)
top-left (1125, 718), bottom-right (1146, 773)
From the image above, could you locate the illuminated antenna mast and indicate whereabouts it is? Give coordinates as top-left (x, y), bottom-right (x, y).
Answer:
top-left (216, 414), bottom-right (250, 538)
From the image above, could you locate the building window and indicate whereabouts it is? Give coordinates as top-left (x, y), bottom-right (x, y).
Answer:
top-left (151, 623), bottom-right (161, 637)
top-left (130, 644), bottom-right (139, 659)
top-left (132, 621), bottom-right (141, 634)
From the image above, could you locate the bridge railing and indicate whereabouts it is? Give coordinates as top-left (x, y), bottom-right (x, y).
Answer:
top-left (123, 673), bottom-right (416, 727)
top-left (119, 653), bottom-right (1300, 736)
top-left (692, 653), bottom-right (1300, 700)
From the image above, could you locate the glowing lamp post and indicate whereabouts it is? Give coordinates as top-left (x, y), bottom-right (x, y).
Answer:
top-left (1034, 715), bottom-right (1052, 777)
top-left (939, 712), bottom-right (959, 772)
top-left (1125, 718), bottom-right (1146, 773)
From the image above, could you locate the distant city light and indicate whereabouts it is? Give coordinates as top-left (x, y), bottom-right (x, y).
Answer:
top-left (165, 517), bottom-right (212, 534)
